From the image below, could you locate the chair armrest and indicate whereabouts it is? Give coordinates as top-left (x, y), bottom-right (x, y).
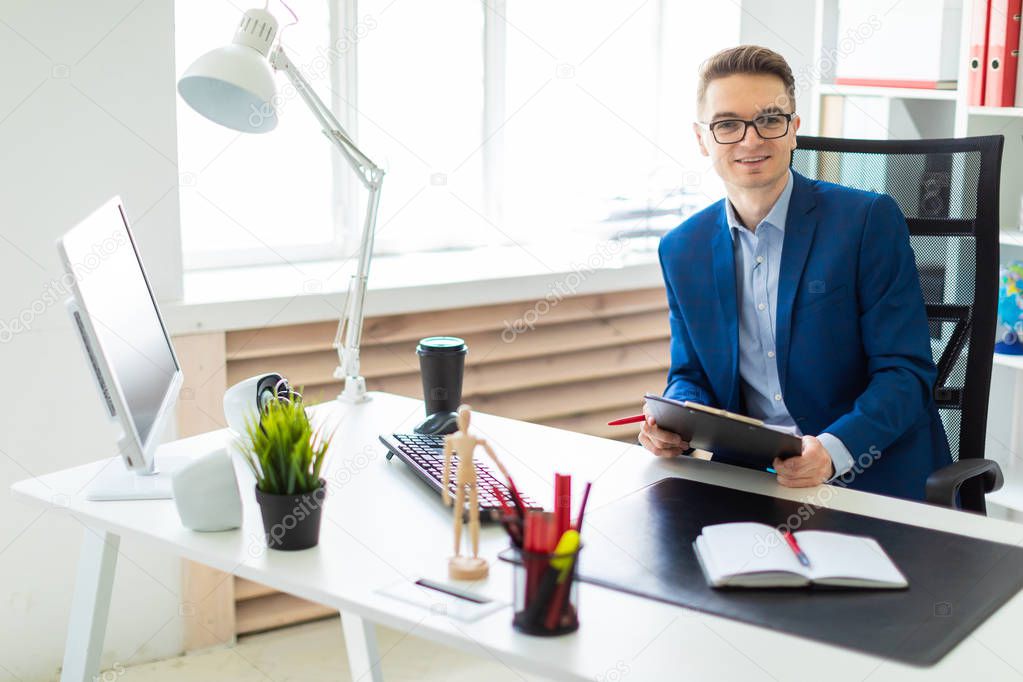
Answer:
top-left (926, 459), bottom-right (1004, 509)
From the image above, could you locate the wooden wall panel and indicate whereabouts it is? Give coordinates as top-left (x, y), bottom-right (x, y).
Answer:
top-left (226, 308), bottom-right (669, 386)
top-left (174, 286), bottom-right (669, 644)
top-left (225, 288), bottom-right (670, 442)
top-left (225, 288), bottom-right (666, 359)
top-left (173, 332), bottom-right (236, 651)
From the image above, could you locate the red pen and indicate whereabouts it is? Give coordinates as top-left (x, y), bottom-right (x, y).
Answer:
top-left (606, 414), bottom-right (645, 426)
top-left (574, 481), bottom-right (592, 531)
top-left (782, 529), bottom-right (810, 567)
top-left (554, 473), bottom-right (571, 536)
top-left (492, 485), bottom-right (512, 516)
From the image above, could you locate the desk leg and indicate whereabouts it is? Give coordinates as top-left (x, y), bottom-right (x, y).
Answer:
top-left (340, 610), bottom-right (384, 682)
top-left (61, 528), bottom-right (119, 682)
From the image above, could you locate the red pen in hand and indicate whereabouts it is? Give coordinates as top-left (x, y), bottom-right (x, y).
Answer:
top-left (607, 414), bottom-right (645, 426)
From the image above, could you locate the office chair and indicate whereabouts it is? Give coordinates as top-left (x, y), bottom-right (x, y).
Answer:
top-left (792, 135), bottom-right (1004, 514)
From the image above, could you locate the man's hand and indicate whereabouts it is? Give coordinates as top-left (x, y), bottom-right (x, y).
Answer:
top-left (638, 404), bottom-right (691, 458)
top-left (773, 435), bottom-right (834, 487)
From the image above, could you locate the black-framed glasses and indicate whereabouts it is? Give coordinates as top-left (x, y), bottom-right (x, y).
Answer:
top-left (698, 112), bottom-right (795, 144)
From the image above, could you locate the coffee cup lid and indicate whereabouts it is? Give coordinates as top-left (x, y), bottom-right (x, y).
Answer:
top-left (417, 336), bottom-right (467, 353)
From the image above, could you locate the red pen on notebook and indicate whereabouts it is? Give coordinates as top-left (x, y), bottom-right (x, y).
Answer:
top-left (606, 414), bottom-right (645, 426)
top-left (782, 529), bottom-right (811, 567)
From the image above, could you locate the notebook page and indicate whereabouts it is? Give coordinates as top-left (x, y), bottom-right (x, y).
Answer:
top-left (795, 531), bottom-right (907, 586)
top-left (701, 523), bottom-right (806, 578)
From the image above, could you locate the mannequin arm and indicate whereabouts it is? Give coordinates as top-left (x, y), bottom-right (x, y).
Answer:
top-left (480, 440), bottom-right (512, 483)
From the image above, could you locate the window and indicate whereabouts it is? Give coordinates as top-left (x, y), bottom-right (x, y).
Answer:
top-left (176, 0), bottom-right (336, 269)
top-left (501, 1), bottom-right (734, 245)
top-left (355, 0), bottom-right (486, 254)
top-left (175, 1), bottom-right (738, 269)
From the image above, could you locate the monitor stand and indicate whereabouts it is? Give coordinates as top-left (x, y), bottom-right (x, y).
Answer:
top-left (84, 455), bottom-right (189, 501)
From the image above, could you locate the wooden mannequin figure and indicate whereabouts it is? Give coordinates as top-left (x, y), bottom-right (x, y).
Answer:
top-left (441, 404), bottom-right (512, 580)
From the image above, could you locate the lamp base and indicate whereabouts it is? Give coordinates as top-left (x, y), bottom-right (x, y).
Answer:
top-left (336, 374), bottom-right (371, 403)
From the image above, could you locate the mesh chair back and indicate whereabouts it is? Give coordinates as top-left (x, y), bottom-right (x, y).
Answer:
top-left (792, 136), bottom-right (1003, 511)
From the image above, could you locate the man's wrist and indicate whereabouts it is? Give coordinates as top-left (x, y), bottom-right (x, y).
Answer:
top-left (818, 432), bottom-right (854, 482)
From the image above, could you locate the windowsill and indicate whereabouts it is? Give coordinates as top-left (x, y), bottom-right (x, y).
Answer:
top-left (162, 239), bottom-right (663, 335)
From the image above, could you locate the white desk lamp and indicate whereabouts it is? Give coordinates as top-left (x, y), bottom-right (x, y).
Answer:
top-left (177, 7), bottom-right (384, 403)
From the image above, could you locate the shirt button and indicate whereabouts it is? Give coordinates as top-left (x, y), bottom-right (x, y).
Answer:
top-left (767, 351), bottom-right (776, 358)
top-left (757, 303), bottom-right (766, 311)
top-left (774, 393), bottom-right (782, 401)
top-left (756, 256), bottom-right (764, 263)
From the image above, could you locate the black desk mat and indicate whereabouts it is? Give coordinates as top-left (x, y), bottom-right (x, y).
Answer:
top-left (498, 477), bottom-right (1023, 666)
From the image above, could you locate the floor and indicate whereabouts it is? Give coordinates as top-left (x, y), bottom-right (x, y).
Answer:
top-left (120, 617), bottom-right (549, 681)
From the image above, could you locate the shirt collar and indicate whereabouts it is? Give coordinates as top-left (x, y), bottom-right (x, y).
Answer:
top-left (725, 169), bottom-right (794, 237)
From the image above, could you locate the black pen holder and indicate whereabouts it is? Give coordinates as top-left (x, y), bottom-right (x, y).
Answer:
top-left (511, 544), bottom-right (582, 636)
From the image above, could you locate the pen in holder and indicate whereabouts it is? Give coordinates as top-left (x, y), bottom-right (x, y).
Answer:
top-left (512, 536), bottom-right (582, 636)
top-left (500, 512), bottom-right (524, 549)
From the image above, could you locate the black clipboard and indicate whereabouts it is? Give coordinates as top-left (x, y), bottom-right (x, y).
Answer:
top-left (644, 393), bottom-right (802, 467)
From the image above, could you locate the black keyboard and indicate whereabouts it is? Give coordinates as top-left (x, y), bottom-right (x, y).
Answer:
top-left (379, 433), bottom-right (541, 521)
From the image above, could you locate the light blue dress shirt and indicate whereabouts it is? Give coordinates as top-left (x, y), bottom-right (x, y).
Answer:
top-left (725, 170), bottom-right (854, 479)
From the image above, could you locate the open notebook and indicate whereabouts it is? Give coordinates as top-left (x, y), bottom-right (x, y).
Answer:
top-left (694, 522), bottom-right (908, 589)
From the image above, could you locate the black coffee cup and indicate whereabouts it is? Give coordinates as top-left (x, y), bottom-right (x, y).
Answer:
top-left (414, 336), bottom-right (467, 434)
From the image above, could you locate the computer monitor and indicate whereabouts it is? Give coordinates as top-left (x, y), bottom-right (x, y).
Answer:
top-left (58, 196), bottom-right (184, 499)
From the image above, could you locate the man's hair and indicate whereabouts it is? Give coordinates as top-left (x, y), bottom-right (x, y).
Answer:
top-left (696, 45), bottom-right (796, 115)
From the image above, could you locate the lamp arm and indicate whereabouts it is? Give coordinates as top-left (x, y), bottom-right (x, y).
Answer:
top-left (269, 46), bottom-right (385, 403)
top-left (269, 47), bottom-right (381, 185)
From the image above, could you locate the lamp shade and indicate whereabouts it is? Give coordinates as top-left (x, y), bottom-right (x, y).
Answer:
top-left (177, 8), bottom-right (280, 133)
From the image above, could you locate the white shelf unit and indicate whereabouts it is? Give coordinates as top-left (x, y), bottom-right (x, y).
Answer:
top-left (799, 0), bottom-right (1023, 231)
top-left (736, 0), bottom-right (1023, 519)
top-left (969, 106), bottom-right (1023, 118)
top-left (818, 83), bottom-right (959, 102)
top-left (1002, 230), bottom-right (1023, 248)
top-left (735, 0), bottom-right (1023, 516)
top-left (994, 353), bottom-right (1023, 370)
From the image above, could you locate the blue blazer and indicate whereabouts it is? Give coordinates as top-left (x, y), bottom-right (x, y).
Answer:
top-left (658, 170), bottom-right (951, 501)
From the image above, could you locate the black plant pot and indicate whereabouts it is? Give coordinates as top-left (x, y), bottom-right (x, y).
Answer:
top-left (254, 479), bottom-right (326, 551)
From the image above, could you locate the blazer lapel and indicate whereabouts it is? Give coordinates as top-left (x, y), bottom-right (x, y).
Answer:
top-left (776, 172), bottom-right (818, 395)
top-left (711, 212), bottom-right (740, 411)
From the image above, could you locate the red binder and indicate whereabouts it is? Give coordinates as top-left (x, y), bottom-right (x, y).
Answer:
top-left (985, 0), bottom-right (1023, 107)
top-left (968, 0), bottom-right (992, 105)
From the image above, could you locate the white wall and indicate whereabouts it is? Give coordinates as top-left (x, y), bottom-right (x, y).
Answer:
top-left (0, 1), bottom-right (185, 679)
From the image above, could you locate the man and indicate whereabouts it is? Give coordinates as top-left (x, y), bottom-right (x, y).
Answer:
top-left (640, 45), bottom-right (950, 501)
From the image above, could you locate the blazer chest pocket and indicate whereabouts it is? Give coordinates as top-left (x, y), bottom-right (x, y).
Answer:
top-left (793, 284), bottom-right (849, 319)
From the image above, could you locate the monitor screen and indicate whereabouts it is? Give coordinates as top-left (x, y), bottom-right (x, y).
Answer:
top-left (61, 204), bottom-right (179, 447)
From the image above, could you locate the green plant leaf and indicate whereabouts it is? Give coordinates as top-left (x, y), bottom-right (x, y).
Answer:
top-left (235, 388), bottom-right (331, 495)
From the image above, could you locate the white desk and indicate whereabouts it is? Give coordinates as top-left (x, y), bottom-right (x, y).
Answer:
top-left (12, 392), bottom-right (1023, 682)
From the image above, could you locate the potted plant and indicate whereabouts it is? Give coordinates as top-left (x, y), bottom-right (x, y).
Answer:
top-left (238, 393), bottom-right (331, 551)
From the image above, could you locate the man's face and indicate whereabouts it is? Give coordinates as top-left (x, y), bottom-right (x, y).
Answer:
top-left (693, 73), bottom-right (799, 191)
